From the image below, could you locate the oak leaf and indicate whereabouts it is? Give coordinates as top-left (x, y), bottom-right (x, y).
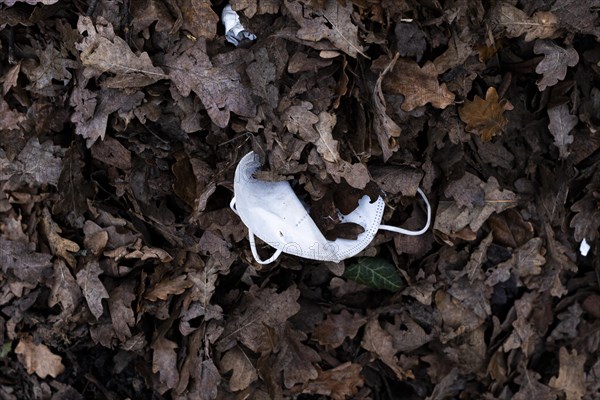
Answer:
top-left (513, 368), bottom-right (560, 400)
top-left (145, 274), bottom-right (193, 301)
top-left (41, 208), bottom-right (80, 268)
top-left (231, 0), bottom-right (280, 18)
top-left (375, 56), bottom-right (455, 111)
top-left (272, 326), bottom-right (320, 389)
top-left (1, 137), bottom-right (65, 187)
top-left (76, 16), bottom-right (167, 88)
top-left (490, 3), bottom-right (557, 42)
top-left (371, 54), bottom-right (402, 161)
top-left (216, 285), bottom-right (301, 353)
top-left (313, 310), bottom-right (366, 348)
top-left (534, 40), bottom-right (579, 92)
top-left (0, 238), bottom-right (53, 284)
top-left (152, 337), bottom-right (179, 390)
top-left (284, 0), bottom-right (365, 58)
top-left (48, 259), bottom-right (82, 313)
top-left (22, 43), bottom-right (78, 94)
top-left (549, 348), bottom-right (586, 400)
top-left (295, 362), bottom-right (364, 400)
top-left (361, 318), bottom-right (413, 380)
top-left (108, 283), bottom-right (136, 341)
top-left (551, 0), bottom-right (600, 37)
top-left (70, 87), bottom-right (145, 147)
top-left (570, 182), bottom-right (600, 242)
top-left (167, 39), bottom-right (255, 128)
top-left (219, 347), bottom-right (258, 391)
top-left (15, 339), bottom-right (65, 379)
top-left (2, 0), bottom-right (58, 4)
top-left (178, 0), bottom-right (219, 40)
top-left (76, 260), bottom-right (110, 319)
top-left (547, 104), bottom-right (577, 159)
top-left (435, 175), bottom-right (518, 236)
top-left (458, 87), bottom-right (513, 141)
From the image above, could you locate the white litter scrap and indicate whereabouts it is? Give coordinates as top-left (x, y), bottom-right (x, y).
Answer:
top-left (580, 238), bottom-right (590, 256)
top-left (221, 5), bottom-right (257, 47)
top-left (230, 152), bottom-right (431, 264)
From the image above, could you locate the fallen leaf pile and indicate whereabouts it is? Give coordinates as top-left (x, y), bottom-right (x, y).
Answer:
top-left (0, 0), bottom-right (599, 399)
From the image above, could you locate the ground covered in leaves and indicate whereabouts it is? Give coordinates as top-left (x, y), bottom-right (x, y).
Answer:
top-left (0, 0), bottom-right (599, 398)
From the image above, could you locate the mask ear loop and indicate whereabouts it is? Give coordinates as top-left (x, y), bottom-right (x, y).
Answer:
top-left (378, 188), bottom-right (432, 236)
top-left (230, 197), bottom-right (284, 264)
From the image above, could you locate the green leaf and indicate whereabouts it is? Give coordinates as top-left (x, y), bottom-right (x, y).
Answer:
top-left (343, 257), bottom-right (404, 292)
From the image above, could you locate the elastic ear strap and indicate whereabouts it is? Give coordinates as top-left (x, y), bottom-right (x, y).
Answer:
top-left (248, 229), bottom-right (284, 264)
top-left (379, 188), bottom-right (432, 236)
top-left (230, 197), bottom-right (238, 214)
top-left (232, 197), bottom-right (283, 264)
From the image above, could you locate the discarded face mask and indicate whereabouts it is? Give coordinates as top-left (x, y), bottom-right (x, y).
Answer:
top-left (230, 152), bottom-right (432, 264)
top-left (221, 5), bottom-right (257, 47)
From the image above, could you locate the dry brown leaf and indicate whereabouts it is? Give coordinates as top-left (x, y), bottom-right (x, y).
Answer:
top-left (295, 362), bottom-right (364, 400)
top-left (2, 137), bottom-right (65, 187)
top-left (314, 111), bottom-right (339, 163)
top-left (0, 238), bottom-right (53, 284)
top-left (216, 285), bottom-right (301, 353)
top-left (371, 53), bottom-right (402, 161)
top-left (70, 87), bottom-right (145, 147)
top-left (547, 103), bottom-right (577, 160)
top-left (168, 39), bottom-right (255, 128)
top-left (21, 43), bottom-right (78, 94)
top-left (1, 63), bottom-right (20, 95)
top-left (108, 283), bottom-right (136, 341)
top-left (220, 347), bottom-right (258, 391)
top-left (374, 57), bottom-right (455, 111)
top-left (272, 326), bottom-right (320, 389)
top-left (152, 337), bottom-right (179, 390)
top-left (501, 292), bottom-right (543, 357)
top-left (83, 221), bottom-right (109, 256)
top-left (547, 303), bottom-right (583, 343)
top-left (41, 208), bottom-right (80, 268)
top-left (48, 259), bottom-right (82, 313)
top-left (514, 367), bottom-right (560, 400)
top-left (90, 136), bottom-right (132, 170)
top-left (145, 274), bottom-right (193, 301)
top-left (458, 87), bottom-right (513, 141)
top-left (3, 0), bottom-right (58, 4)
top-left (549, 348), bottom-right (586, 400)
top-left (534, 41), bottom-right (579, 92)
top-left (284, 0), bottom-right (366, 58)
top-left (313, 310), bottom-right (366, 348)
top-left (433, 33), bottom-right (473, 74)
top-left (15, 339), bottom-right (65, 379)
top-left (76, 260), bottom-right (110, 319)
top-left (551, 0), bottom-right (600, 37)
top-left (487, 209), bottom-right (534, 248)
top-left (370, 166), bottom-right (423, 196)
top-left (76, 16), bottom-right (167, 87)
top-left (361, 318), bottom-right (414, 380)
top-left (178, 0), bottom-right (218, 40)
top-left (130, 0), bottom-right (176, 35)
top-left (490, 3), bottom-right (557, 42)
top-left (435, 175), bottom-right (518, 236)
top-left (485, 238), bottom-right (546, 287)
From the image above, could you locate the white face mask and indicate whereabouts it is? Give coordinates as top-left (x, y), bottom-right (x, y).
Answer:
top-left (230, 152), bottom-right (431, 264)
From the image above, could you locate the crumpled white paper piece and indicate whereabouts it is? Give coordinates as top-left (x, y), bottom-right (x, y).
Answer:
top-left (221, 5), bottom-right (257, 47)
top-left (580, 238), bottom-right (590, 256)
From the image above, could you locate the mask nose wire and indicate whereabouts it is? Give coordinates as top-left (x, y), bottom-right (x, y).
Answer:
top-left (230, 197), bottom-right (284, 264)
top-left (378, 188), bottom-right (432, 236)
